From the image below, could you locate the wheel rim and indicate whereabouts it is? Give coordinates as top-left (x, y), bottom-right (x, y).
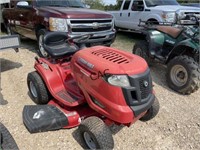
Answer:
top-left (7, 26), bottom-right (12, 35)
top-left (83, 132), bottom-right (97, 149)
top-left (170, 65), bottom-right (188, 87)
top-left (29, 81), bottom-right (38, 98)
top-left (39, 35), bottom-right (48, 57)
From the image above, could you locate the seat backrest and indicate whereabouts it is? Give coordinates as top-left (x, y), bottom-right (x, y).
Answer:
top-left (43, 32), bottom-right (68, 47)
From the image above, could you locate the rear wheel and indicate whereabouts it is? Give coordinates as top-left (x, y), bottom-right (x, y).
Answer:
top-left (5, 23), bottom-right (13, 35)
top-left (140, 97), bottom-right (160, 121)
top-left (27, 71), bottom-right (51, 104)
top-left (37, 29), bottom-right (48, 57)
top-left (166, 56), bottom-right (200, 94)
top-left (133, 40), bottom-right (152, 65)
top-left (78, 117), bottom-right (114, 149)
top-left (0, 122), bottom-right (19, 150)
top-left (146, 19), bottom-right (159, 26)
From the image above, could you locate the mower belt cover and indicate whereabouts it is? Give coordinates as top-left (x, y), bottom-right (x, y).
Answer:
top-left (23, 105), bottom-right (68, 133)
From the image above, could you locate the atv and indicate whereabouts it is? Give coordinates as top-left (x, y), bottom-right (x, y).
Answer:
top-left (133, 12), bottom-right (200, 95)
top-left (23, 32), bottom-right (159, 149)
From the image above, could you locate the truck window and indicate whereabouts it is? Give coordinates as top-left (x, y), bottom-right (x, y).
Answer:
top-left (123, 0), bottom-right (131, 10)
top-left (131, 0), bottom-right (144, 11)
top-left (145, 0), bottom-right (179, 7)
top-left (36, 0), bottom-right (85, 8)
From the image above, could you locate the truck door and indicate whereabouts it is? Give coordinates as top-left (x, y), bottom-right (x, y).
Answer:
top-left (128, 0), bottom-right (146, 30)
top-left (15, 1), bottom-right (36, 39)
top-left (117, 0), bottom-right (132, 29)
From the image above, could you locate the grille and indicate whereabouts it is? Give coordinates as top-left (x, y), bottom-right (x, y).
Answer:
top-left (69, 18), bottom-right (113, 33)
top-left (139, 76), bottom-right (151, 99)
top-left (91, 49), bottom-right (129, 64)
top-left (72, 27), bottom-right (111, 32)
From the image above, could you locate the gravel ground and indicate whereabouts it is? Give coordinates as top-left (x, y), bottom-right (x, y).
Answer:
top-left (0, 32), bottom-right (200, 150)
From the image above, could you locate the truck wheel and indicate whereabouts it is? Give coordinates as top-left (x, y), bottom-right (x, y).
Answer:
top-left (140, 97), bottom-right (159, 121)
top-left (27, 71), bottom-right (51, 104)
top-left (78, 117), bottom-right (114, 149)
top-left (146, 19), bottom-right (159, 26)
top-left (0, 122), bottom-right (19, 150)
top-left (167, 56), bottom-right (200, 94)
top-left (37, 29), bottom-right (48, 58)
top-left (133, 41), bottom-right (152, 65)
top-left (5, 23), bottom-right (13, 35)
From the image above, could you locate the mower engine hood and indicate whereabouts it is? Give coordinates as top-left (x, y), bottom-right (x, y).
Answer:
top-left (71, 46), bottom-right (148, 76)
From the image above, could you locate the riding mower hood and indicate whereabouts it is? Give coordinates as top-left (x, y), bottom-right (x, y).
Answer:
top-left (23, 32), bottom-right (159, 149)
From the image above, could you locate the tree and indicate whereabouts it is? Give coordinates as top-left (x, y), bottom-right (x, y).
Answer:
top-left (82, 0), bottom-right (105, 10)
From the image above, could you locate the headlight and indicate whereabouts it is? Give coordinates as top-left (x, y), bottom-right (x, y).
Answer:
top-left (162, 12), bottom-right (175, 22)
top-left (106, 75), bottom-right (130, 87)
top-left (49, 17), bottom-right (68, 32)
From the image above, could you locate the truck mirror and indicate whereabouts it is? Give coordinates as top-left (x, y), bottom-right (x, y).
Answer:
top-left (17, 1), bottom-right (29, 6)
top-left (16, 1), bottom-right (32, 9)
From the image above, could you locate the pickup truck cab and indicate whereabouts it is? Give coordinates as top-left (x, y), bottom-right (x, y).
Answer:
top-left (2, 0), bottom-right (116, 57)
top-left (110, 0), bottom-right (200, 32)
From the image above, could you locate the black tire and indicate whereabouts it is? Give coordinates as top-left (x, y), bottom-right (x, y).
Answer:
top-left (37, 29), bottom-right (48, 58)
top-left (78, 117), bottom-right (114, 149)
top-left (166, 56), bottom-right (200, 95)
top-left (133, 40), bottom-right (152, 65)
top-left (0, 122), bottom-right (19, 150)
top-left (146, 19), bottom-right (159, 26)
top-left (27, 71), bottom-right (51, 104)
top-left (140, 97), bottom-right (160, 121)
top-left (5, 23), bottom-right (13, 35)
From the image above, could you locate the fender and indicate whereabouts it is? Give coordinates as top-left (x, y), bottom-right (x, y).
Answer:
top-left (167, 38), bottom-right (199, 63)
top-left (144, 14), bottom-right (163, 22)
top-left (34, 58), bottom-right (82, 107)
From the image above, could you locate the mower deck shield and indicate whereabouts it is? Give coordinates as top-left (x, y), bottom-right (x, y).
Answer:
top-left (23, 105), bottom-right (68, 133)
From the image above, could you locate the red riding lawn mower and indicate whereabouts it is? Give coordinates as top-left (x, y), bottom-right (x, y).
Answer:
top-left (23, 32), bottom-right (159, 149)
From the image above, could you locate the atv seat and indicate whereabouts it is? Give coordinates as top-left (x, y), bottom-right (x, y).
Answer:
top-left (43, 32), bottom-right (78, 59)
top-left (156, 26), bottom-right (183, 39)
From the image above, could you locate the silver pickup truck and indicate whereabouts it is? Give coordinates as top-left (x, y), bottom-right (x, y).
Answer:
top-left (109, 0), bottom-right (200, 32)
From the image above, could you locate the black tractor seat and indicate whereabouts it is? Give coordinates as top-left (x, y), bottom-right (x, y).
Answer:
top-left (156, 26), bottom-right (183, 39)
top-left (43, 32), bottom-right (79, 59)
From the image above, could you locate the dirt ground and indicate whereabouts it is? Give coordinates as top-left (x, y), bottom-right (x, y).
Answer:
top-left (0, 32), bottom-right (200, 150)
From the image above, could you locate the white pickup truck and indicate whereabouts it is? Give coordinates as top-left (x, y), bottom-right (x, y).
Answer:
top-left (109, 0), bottom-right (200, 32)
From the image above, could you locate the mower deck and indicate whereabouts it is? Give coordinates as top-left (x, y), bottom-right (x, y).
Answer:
top-left (23, 100), bottom-right (99, 133)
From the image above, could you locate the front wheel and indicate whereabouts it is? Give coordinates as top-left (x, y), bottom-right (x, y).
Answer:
top-left (27, 71), bottom-right (51, 104)
top-left (133, 41), bottom-right (152, 65)
top-left (140, 97), bottom-right (160, 121)
top-left (5, 23), bottom-right (13, 35)
top-left (166, 56), bottom-right (200, 94)
top-left (37, 29), bottom-right (48, 57)
top-left (78, 117), bottom-right (114, 149)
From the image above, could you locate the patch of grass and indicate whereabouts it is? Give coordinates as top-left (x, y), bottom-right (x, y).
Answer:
top-left (112, 31), bottom-right (145, 53)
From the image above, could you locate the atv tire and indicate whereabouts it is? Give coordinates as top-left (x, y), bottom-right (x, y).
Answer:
top-left (78, 117), bottom-right (114, 149)
top-left (133, 41), bottom-right (152, 66)
top-left (167, 56), bottom-right (200, 95)
top-left (140, 97), bottom-right (160, 121)
top-left (27, 71), bottom-right (51, 104)
top-left (0, 122), bottom-right (19, 150)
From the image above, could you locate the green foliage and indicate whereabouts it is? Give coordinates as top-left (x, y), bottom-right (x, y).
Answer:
top-left (82, 0), bottom-right (105, 10)
top-left (177, 0), bottom-right (199, 3)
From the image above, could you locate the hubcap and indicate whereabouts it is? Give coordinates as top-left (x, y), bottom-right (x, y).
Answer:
top-left (39, 35), bottom-right (48, 57)
top-left (170, 65), bottom-right (188, 87)
top-left (83, 132), bottom-right (97, 149)
top-left (7, 26), bottom-right (12, 35)
top-left (29, 81), bottom-right (38, 98)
